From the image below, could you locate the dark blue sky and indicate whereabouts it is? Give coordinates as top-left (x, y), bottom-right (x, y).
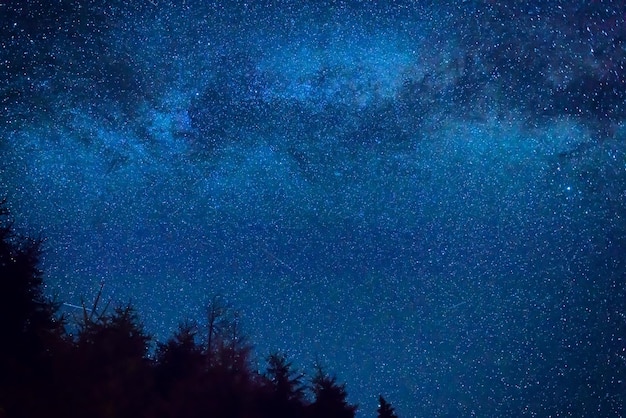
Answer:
top-left (1, 1), bottom-right (625, 416)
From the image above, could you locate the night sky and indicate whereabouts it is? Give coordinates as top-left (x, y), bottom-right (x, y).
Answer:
top-left (1, 1), bottom-right (626, 416)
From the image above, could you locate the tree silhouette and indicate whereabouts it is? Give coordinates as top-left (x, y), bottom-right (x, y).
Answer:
top-left (153, 321), bottom-right (210, 418)
top-left (377, 395), bottom-right (399, 418)
top-left (0, 200), bottom-right (64, 359)
top-left (308, 365), bottom-right (358, 418)
top-left (206, 295), bottom-right (227, 369)
top-left (260, 352), bottom-right (308, 418)
top-left (155, 321), bottom-right (203, 394)
top-left (66, 304), bottom-right (153, 418)
top-left (0, 197), bottom-right (384, 418)
top-left (203, 297), bottom-right (253, 376)
top-left (0, 199), bottom-right (66, 417)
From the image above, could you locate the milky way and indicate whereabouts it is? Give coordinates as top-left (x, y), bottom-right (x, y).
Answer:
top-left (1, 1), bottom-right (625, 416)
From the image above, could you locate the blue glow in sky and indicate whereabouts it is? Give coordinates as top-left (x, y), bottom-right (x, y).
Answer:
top-left (1, 1), bottom-right (625, 416)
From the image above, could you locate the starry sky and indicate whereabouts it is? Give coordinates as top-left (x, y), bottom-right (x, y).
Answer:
top-left (1, 1), bottom-right (626, 416)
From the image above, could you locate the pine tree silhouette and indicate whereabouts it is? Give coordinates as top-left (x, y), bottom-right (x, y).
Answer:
top-left (154, 321), bottom-right (209, 418)
top-left (0, 199), bottom-right (66, 417)
top-left (261, 352), bottom-right (308, 417)
top-left (377, 395), bottom-right (399, 418)
top-left (155, 321), bottom-right (203, 394)
top-left (67, 304), bottom-right (153, 418)
top-left (308, 365), bottom-right (357, 418)
top-left (0, 198), bottom-right (378, 418)
top-left (0, 199), bottom-right (63, 359)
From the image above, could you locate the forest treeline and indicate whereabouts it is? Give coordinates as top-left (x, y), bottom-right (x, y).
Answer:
top-left (0, 199), bottom-right (399, 418)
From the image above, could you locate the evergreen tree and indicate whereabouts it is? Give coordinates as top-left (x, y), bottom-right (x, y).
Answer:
top-left (0, 199), bottom-right (64, 361)
top-left (154, 322), bottom-right (210, 418)
top-left (261, 352), bottom-right (307, 417)
top-left (0, 199), bottom-right (385, 418)
top-left (67, 304), bottom-right (153, 418)
top-left (377, 395), bottom-right (399, 418)
top-left (155, 321), bottom-right (204, 394)
top-left (0, 199), bottom-right (66, 417)
top-left (308, 366), bottom-right (357, 418)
